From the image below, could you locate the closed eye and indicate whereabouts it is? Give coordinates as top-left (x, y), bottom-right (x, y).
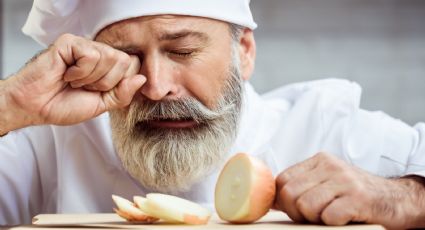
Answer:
top-left (169, 50), bottom-right (194, 57)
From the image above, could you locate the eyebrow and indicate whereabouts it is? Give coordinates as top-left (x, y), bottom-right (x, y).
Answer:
top-left (114, 30), bottom-right (210, 54)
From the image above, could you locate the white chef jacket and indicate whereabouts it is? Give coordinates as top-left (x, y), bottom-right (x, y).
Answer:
top-left (1, 78), bottom-right (425, 225)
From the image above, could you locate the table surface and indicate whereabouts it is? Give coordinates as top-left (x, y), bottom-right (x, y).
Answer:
top-left (7, 211), bottom-right (385, 230)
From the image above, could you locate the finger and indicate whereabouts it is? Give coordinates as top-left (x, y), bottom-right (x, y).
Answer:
top-left (69, 47), bottom-right (122, 88)
top-left (296, 179), bottom-right (344, 223)
top-left (321, 196), bottom-right (357, 226)
top-left (274, 153), bottom-right (325, 213)
top-left (282, 167), bottom-right (335, 222)
top-left (63, 47), bottom-right (100, 82)
top-left (85, 55), bottom-right (140, 91)
top-left (102, 74), bottom-right (146, 110)
top-left (63, 51), bottom-right (99, 82)
top-left (123, 55), bottom-right (141, 78)
top-left (276, 152), bottom-right (326, 189)
top-left (276, 167), bottom-right (332, 223)
top-left (84, 57), bottom-right (131, 92)
top-left (276, 184), bottom-right (305, 222)
top-left (275, 165), bottom-right (332, 223)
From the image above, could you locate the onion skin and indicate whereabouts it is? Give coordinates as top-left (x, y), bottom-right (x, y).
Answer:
top-left (114, 207), bottom-right (159, 223)
top-left (183, 214), bottom-right (210, 225)
top-left (114, 208), bottom-right (134, 221)
top-left (215, 153), bottom-right (276, 224)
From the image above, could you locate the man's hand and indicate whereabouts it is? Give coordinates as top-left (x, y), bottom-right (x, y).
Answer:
top-left (0, 33), bottom-right (145, 132)
top-left (274, 152), bottom-right (425, 229)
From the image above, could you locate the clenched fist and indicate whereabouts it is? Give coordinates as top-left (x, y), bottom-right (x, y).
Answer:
top-left (0, 33), bottom-right (146, 133)
top-left (274, 152), bottom-right (425, 229)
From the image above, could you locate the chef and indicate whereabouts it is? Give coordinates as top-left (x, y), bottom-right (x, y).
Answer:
top-left (0, 0), bottom-right (424, 228)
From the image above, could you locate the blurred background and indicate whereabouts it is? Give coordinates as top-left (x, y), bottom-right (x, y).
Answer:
top-left (1, 0), bottom-right (424, 124)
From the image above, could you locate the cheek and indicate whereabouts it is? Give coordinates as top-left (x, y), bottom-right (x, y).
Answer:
top-left (180, 61), bottom-right (230, 109)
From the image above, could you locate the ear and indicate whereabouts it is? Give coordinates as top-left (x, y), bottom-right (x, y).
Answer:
top-left (238, 28), bottom-right (256, 81)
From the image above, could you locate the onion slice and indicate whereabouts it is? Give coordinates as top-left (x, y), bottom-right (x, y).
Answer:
top-left (134, 193), bottom-right (211, 225)
top-left (111, 194), bottom-right (159, 223)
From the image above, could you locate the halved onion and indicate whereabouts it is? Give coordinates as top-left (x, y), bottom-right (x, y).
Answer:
top-left (215, 153), bottom-right (276, 223)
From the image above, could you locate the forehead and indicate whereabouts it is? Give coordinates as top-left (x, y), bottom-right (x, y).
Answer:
top-left (95, 15), bottom-right (230, 44)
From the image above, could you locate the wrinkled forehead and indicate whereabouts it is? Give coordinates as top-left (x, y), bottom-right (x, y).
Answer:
top-left (95, 15), bottom-right (230, 46)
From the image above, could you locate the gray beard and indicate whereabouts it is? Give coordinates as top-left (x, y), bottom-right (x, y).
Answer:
top-left (109, 61), bottom-right (243, 193)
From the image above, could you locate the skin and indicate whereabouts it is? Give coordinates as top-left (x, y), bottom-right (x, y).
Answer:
top-left (0, 15), bottom-right (255, 132)
top-left (275, 152), bottom-right (425, 229)
top-left (0, 15), bottom-right (424, 228)
top-left (96, 16), bottom-right (235, 108)
top-left (0, 34), bottom-right (145, 132)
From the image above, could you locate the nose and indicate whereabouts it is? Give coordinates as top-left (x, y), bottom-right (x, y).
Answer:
top-left (139, 52), bottom-right (178, 101)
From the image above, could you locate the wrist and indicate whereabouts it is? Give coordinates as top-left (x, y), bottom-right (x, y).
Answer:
top-left (0, 77), bottom-right (30, 134)
top-left (394, 176), bottom-right (425, 228)
top-left (0, 79), bottom-right (11, 135)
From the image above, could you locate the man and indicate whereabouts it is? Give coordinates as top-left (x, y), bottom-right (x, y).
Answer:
top-left (0, 0), bottom-right (424, 228)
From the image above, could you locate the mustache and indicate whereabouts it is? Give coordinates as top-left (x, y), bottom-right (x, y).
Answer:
top-left (127, 97), bottom-right (236, 125)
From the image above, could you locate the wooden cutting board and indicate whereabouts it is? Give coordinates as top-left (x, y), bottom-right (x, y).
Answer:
top-left (8, 211), bottom-right (385, 230)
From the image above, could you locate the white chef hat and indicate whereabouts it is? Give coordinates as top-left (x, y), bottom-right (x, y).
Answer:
top-left (22, 0), bottom-right (257, 47)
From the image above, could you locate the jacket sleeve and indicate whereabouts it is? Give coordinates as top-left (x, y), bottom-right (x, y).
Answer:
top-left (404, 123), bottom-right (425, 177)
top-left (321, 96), bottom-right (425, 178)
top-left (0, 126), bottom-right (54, 225)
top-left (358, 111), bottom-right (425, 178)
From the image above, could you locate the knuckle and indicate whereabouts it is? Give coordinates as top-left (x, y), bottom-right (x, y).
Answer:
top-left (105, 91), bottom-right (123, 108)
top-left (320, 156), bottom-right (345, 171)
top-left (46, 44), bottom-right (59, 54)
top-left (281, 184), bottom-right (297, 201)
top-left (94, 80), bottom-right (113, 91)
top-left (351, 181), bottom-right (366, 195)
top-left (119, 52), bottom-right (130, 60)
top-left (296, 198), bottom-right (319, 223)
top-left (276, 172), bottom-right (291, 186)
top-left (56, 33), bottom-right (75, 44)
top-left (316, 152), bottom-right (340, 165)
top-left (99, 48), bottom-right (115, 61)
top-left (117, 53), bottom-right (131, 68)
top-left (338, 171), bottom-right (356, 183)
top-left (316, 152), bottom-right (331, 159)
top-left (295, 197), bottom-right (309, 213)
top-left (323, 159), bottom-right (343, 172)
top-left (84, 49), bottom-right (101, 62)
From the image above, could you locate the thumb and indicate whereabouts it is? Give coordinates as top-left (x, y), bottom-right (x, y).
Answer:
top-left (102, 74), bottom-right (146, 110)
